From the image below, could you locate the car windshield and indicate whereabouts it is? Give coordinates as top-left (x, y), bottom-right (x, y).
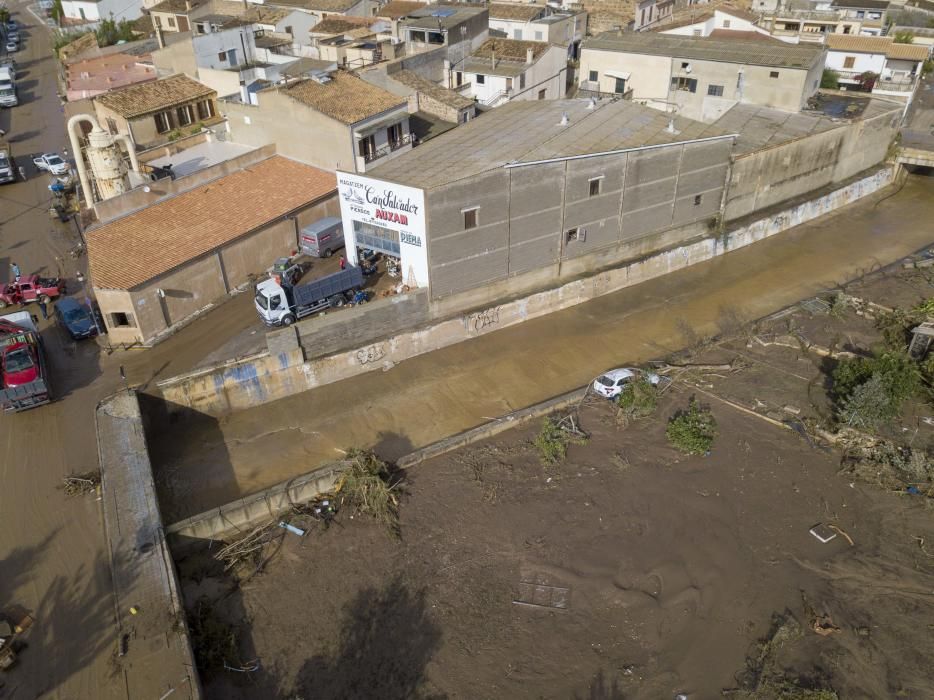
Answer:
top-left (5, 348), bottom-right (34, 374)
top-left (63, 307), bottom-right (88, 324)
top-left (596, 375), bottom-right (615, 387)
top-left (255, 291), bottom-right (269, 310)
top-left (47, 156), bottom-right (63, 166)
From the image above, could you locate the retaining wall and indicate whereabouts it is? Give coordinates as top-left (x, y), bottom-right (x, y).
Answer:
top-left (157, 165), bottom-right (897, 417)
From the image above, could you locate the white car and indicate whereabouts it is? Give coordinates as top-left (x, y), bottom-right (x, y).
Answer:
top-left (4, 40), bottom-right (17, 54)
top-left (593, 367), bottom-right (661, 399)
top-left (33, 153), bottom-right (69, 176)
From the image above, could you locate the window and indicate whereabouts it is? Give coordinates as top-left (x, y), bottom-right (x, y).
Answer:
top-left (456, 71), bottom-right (463, 86)
top-left (534, 30), bottom-right (543, 40)
top-left (387, 122), bottom-right (402, 146)
top-left (681, 61), bottom-right (690, 69)
top-left (463, 208), bottom-right (478, 229)
top-left (707, 84), bottom-right (724, 97)
top-left (285, 25), bottom-right (293, 35)
top-left (520, 73), bottom-right (526, 90)
top-left (843, 56), bottom-right (855, 69)
top-left (614, 77), bottom-right (626, 93)
top-left (110, 312), bottom-right (135, 328)
top-left (167, 16), bottom-right (176, 28)
top-left (538, 88), bottom-right (546, 100)
top-left (176, 104), bottom-right (194, 126)
top-left (736, 73), bottom-right (744, 88)
top-left (106, 117), bottom-right (118, 134)
top-left (506, 77), bottom-right (513, 91)
top-left (589, 177), bottom-right (602, 197)
top-left (588, 70), bottom-right (598, 82)
top-left (514, 29), bottom-right (523, 39)
top-left (693, 194), bottom-right (702, 206)
top-left (723, 19), bottom-right (731, 28)
top-left (154, 111), bottom-right (171, 134)
top-left (671, 77), bottom-right (698, 93)
top-left (566, 227), bottom-right (586, 242)
top-left (196, 99), bottom-right (214, 120)
top-left (79, 7), bottom-right (85, 19)
top-left (196, 22), bottom-right (206, 34)
top-left (218, 50), bottom-right (227, 62)
top-left (357, 134), bottom-right (376, 159)
top-left (770, 71), bottom-right (779, 78)
top-left (476, 74), bottom-right (485, 85)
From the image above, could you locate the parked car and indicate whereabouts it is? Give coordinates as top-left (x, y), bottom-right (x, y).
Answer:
top-left (299, 217), bottom-right (344, 258)
top-left (4, 40), bottom-right (17, 54)
top-left (0, 274), bottom-right (65, 308)
top-left (592, 367), bottom-right (660, 399)
top-left (6, 20), bottom-right (18, 32)
top-left (54, 297), bottom-right (100, 340)
top-left (33, 153), bottom-right (69, 176)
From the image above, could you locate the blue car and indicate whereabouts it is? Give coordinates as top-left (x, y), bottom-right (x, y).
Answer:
top-left (55, 297), bottom-right (100, 340)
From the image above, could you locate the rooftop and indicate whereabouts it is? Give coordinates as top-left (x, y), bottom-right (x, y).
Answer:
top-left (830, 0), bottom-right (890, 9)
top-left (146, 139), bottom-right (254, 178)
top-left (94, 74), bottom-right (216, 118)
top-left (254, 31), bottom-right (294, 48)
top-left (280, 57), bottom-right (338, 77)
top-left (235, 5), bottom-right (292, 24)
top-left (708, 28), bottom-right (783, 42)
top-left (274, 71), bottom-right (406, 124)
top-left (376, 0), bottom-right (425, 18)
top-left (87, 156), bottom-right (336, 290)
top-left (584, 31), bottom-right (825, 69)
top-left (269, 0), bottom-right (361, 11)
top-left (461, 37), bottom-right (552, 75)
top-left (401, 4), bottom-right (489, 30)
top-left (57, 31), bottom-right (99, 61)
top-left (391, 69), bottom-right (475, 109)
top-left (66, 52), bottom-right (157, 98)
top-left (826, 33), bottom-right (929, 60)
top-left (149, 0), bottom-right (208, 13)
top-left (310, 15), bottom-right (377, 34)
top-left (368, 98), bottom-right (733, 190)
top-left (710, 101), bottom-right (895, 154)
top-left (488, 3), bottom-right (546, 21)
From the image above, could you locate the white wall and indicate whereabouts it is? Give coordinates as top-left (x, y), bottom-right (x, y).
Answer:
top-left (462, 45), bottom-right (566, 105)
top-left (193, 26), bottom-right (258, 69)
top-left (825, 49), bottom-right (885, 76)
top-left (61, 0), bottom-right (100, 22)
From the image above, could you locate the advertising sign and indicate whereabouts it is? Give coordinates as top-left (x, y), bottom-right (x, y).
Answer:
top-left (337, 172), bottom-right (429, 289)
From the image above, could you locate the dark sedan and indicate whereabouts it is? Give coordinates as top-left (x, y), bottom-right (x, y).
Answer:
top-left (55, 297), bottom-right (100, 340)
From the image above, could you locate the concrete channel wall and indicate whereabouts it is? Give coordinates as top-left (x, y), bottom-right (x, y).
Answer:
top-left (156, 165), bottom-right (897, 417)
top-left (96, 391), bottom-right (201, 699)
top-left (165, 387), bottom-right (588, 543)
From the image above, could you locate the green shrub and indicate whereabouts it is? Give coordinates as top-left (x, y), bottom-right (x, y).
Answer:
top-left (832, 351), bottom-right (920, 427)
top-left (820, 69), bottom-right (840, 89)
top-left (666, 398), bottom-right (717, 455)
top-left (893, 30), bottom-right (915, 43)
top-left (617, 376), bottom-right (658, 420)
top-left (534, 416), bottom-right (587, 466)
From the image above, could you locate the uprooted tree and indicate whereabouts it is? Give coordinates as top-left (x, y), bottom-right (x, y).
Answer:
top-left (616, 375), bottom-right (658, 423)
top-left (666, 398), bottom-right (717, 455)
top-left (335, 448), bottom-right (403, 538)
top-left (831, 351), bottom-right (920, 429)
top-left (534, 414), bottom-right (588, 466)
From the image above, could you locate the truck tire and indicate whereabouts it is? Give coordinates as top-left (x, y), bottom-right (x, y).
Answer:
top-left (281, 314), bottom-right (296, 326)
top-left (324, 248), bottom-right (333, 258)
top-left (0, 300), bottom-right (6, 309)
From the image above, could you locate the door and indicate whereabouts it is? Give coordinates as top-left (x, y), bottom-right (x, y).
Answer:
top-left (614, 77), bottom-right (626, 94)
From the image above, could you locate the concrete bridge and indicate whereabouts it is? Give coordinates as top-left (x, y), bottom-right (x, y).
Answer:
top-left (900, 75), bottom-right (934, 168)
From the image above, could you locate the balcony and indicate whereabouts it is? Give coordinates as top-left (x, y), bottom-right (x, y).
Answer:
top-left (836, 70), bottom-right (916, 92)
top-left (362, 132), bottom-right (415, 164)
top-left (576, 81), bottom-right (632, 101)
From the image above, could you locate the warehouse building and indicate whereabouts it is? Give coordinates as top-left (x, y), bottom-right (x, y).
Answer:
top-left (338, 98), bottom-right (735, 311)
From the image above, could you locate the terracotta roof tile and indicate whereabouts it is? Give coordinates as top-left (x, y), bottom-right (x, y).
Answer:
top-left (392, 69), bottom-right (475, 109)
top-left (825, 34), bottom-right (893, 53)
top-left (94, 74), bottom-right (216, 118)
top-left (376, 0), bottom-right (424, 18)
top-left (278, 71), bottom-right (406, 124)
top-left (87, 156), bottom-right (336, 290)
top-left (470, 37), bottom-right (549, 61)
top-left (310, 15), bottom-right (374, 33)
top-left (488, 3), bottom-right (545, 21)
top-left (885, 42), bottom-right (929, 60)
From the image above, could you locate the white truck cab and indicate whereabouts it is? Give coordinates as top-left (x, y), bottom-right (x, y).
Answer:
top-left (254, 278), bottom-right (289, 326)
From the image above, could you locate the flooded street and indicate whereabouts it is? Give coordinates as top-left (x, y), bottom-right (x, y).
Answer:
top-left (151, 173), bottom-right (934, 522)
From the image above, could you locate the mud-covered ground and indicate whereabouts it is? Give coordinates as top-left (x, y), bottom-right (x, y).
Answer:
top-left (177, 258), bottom-right (934, 699)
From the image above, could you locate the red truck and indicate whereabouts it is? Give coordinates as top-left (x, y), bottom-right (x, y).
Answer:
top-left (0, 275), bottom-right (65, 309)
top-left (0, 312), bottom-right (51, 412)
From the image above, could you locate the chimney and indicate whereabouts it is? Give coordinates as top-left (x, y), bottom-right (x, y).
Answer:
top-left (155, 25), bottom-right (165, 49)
top-left (526, 47), bottom-right (534, 64)
top-left (185, 0), bottom-right (191, 10)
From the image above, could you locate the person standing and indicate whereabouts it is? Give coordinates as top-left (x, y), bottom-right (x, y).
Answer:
top-left (10, 262), bottom-right (21, 281)
top-left (339, 255), bottom-right (346, 271)
top-left (38, 299), bottom-right (48, 320)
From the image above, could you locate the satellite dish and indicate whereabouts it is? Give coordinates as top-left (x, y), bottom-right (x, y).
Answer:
top-left (685, 64), bottom-right (692, 73)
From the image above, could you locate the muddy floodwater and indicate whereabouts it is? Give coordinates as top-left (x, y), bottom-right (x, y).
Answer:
top-left (150, 174), bottom-right (934, 523)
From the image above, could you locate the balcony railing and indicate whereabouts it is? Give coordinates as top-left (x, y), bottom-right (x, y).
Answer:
top-left (362, 132), bottom-right (414, 164)
top-left (836, 70), bottom-right (916, 91)
top-left (577, 81), bottom-right (632, 101)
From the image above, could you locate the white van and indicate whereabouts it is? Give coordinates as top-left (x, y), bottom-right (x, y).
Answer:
top-left (0, 65), bottom-right (14, 82)
top-left (299, 217), bottom-right (344, 258)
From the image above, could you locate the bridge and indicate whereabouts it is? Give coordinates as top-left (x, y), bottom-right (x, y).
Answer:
top-left (900, 73), bottom-right (934, 168)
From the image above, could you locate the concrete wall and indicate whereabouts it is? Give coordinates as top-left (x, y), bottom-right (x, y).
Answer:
top-left (152, 38), bottom-right (199, 79)
top-left (425, 137), bottom-right (732, 301)
top-left (196, 67), bottom-right (241, 99)
top-left (222, 91), bottom-right (357, 171)
top-left (156, 164), bottom-right (897, 416)
top-left (97, 288), bottom-right (142, 345)
top-left (95, 93), bottom-right (220, 150)
top-left (580, 49), bottom-right (669, 106)
top-left (724, 106), bottom-right (900, 220)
